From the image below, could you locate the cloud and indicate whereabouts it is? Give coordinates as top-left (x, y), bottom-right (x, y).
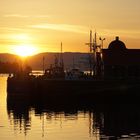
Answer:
top-left (3, 14), bottom-right (50, 18)
top-left (101, 29), bottom-right (140, 39)
top-left (0, 27), bottom-right (24, 31)
top-left (34, 15), bottom-right (50, 18)
top-left (3, 14), bottom-right (29, 18)
top-left (30, 23), bottom-right (88, 34)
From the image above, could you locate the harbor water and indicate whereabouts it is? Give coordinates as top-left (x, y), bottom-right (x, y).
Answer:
top-left (1, 75), bottom-right (140, 140)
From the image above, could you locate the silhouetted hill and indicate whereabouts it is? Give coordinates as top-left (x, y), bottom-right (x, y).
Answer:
top-left (0, 53), bottom-right (18, 62)
top-left (0, 52), bottom-right (90, 71)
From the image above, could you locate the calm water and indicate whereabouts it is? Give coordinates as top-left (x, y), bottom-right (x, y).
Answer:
top-left (1, 76), bottom-right (140, 140)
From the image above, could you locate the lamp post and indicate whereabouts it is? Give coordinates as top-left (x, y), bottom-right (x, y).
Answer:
top-left (99, 37), bottom-right (105, 49)
top-left (99, 37), bottom-right (105, 79)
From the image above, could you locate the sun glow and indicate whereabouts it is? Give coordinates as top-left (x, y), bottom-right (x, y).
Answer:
top-left (13, 44), bottom-right (38, 57)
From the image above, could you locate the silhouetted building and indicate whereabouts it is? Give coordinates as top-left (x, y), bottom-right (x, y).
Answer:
top-left (103, 37), bottom-right (140, 79)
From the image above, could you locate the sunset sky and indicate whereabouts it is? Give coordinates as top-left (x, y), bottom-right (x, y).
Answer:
top-left (0, 0), bottom-right (140, 55)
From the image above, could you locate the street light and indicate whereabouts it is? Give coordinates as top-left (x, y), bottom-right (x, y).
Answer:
top-left (99, 37), bottom-right (105, 78)
top-left (99, 37), bottom-right (105, 49)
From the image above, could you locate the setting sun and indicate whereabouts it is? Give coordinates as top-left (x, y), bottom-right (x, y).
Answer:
top-left (13, 44), bottom-right (38, 57)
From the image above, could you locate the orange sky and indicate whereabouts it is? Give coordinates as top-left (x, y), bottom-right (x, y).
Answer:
top-left (0, 0), bottom-right (140, 55)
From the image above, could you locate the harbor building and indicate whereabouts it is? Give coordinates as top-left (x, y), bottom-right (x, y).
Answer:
top-left (102, 37), bottom-right (140, 79)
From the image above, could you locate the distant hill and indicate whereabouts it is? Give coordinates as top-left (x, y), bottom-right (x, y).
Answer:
top-left (0, 53), bottom-right (18, 62)
top-left (0, 52), bottom-right (90, 71)
top-left (27, 52), bottom-right (90, 71)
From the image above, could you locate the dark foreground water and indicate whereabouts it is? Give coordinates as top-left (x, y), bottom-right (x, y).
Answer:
top-left (1, 76), bottom-right (140, 140)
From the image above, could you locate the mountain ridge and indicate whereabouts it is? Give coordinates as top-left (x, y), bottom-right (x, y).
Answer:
top-left (0, 52), bottom-right (90, 71)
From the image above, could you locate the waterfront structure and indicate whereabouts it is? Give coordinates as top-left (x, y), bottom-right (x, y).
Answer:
top-left (7, 34), bottom-right (140, 100)
top-left (103, 37), bottom-right (140, 79)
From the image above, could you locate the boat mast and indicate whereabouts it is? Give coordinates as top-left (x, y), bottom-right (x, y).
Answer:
top-left (89, 30), bottom-right (93, 75)
top-left (42, 56), bottom-right (45, 74)
top-left (86, 30), bottom-right (104, 78)
top-left (86, 30), bottom-right (93, 75)
top-left (90, 30), bottom-right (92, 52)
top-left (60, 42), bottom-right (64, 70)
top-left (93, 32), bottom-right (97, 76)
top-left (94, 33), bottom-right (105, 79)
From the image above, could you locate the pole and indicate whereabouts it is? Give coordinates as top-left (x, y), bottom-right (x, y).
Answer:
top-left (42, 56), bottom-right (45, 74)
top-left (99, 37), bottom-right (105, 78)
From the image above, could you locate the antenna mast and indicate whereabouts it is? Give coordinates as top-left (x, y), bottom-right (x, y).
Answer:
top-left (86, 30), bottom-right (105, 79)
top-left (85, 30), bottom-right (94, 75)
